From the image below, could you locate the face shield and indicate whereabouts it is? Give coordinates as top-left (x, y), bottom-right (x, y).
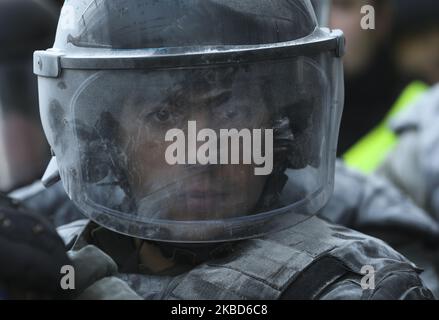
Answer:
top-left (35, 0), bottom-right (345, 243)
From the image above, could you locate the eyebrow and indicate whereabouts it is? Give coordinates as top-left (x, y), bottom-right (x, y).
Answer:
top-left (161, 88), bottom-right (233, 111)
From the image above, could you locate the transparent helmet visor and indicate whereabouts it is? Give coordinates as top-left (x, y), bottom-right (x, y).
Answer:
top-left (39, 53), bottom-right (343, 242)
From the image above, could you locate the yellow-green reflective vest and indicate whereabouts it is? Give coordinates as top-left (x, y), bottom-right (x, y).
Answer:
top-left (343, 81), bottom-right (429, 174)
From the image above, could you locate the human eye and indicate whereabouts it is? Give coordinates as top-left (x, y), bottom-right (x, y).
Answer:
top-left (142, 106), bottom-right (178, 127)
top-left (152, 108), bottom-right (172, 123)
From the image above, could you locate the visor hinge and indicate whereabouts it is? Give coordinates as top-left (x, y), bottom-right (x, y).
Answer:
top-left (34, 50), bottom-right (64, 78)
top-left (334, 31), bottom-right (346, 58)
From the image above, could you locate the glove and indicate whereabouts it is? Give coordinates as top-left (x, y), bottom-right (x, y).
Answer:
top-left (68, 245), bottom-right (142, 300)
top-left (0, 195), bottom-right (72, 299)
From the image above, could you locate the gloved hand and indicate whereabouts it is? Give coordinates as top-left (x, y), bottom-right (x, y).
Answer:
top-left (68, 245), bottom-right (142, 300)
top-left (0, 194), bottom-right (72, 299)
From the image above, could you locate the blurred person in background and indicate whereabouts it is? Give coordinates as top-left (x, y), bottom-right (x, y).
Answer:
top-left (375, 0), bottom-right (439, 220)
top-left (321, 0), bottom-right (439, 297)
top-left (377, 85), bottom-right (439, 222)
top-left (335, 0), bottom-right (439, 222)
top-left (0, 0), bottom-right (83, 227)
top-left (330, 0), bottom-right (428, 173)
top-left (392, 0), bottom-right (439, 86)
top-left (323, 87), bottom-right (439, 298)
top-left (0, 1), bottom-right (80, 300)
top-left (0, 0), bottom-right (60, 193)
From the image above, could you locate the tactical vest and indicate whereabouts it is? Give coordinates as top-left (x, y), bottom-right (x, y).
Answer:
top-left (58, 215), bottom-right (422, 300)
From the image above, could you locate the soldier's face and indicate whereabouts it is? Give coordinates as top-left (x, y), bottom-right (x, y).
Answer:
top-left (120, 76), bottom-right (271, 221)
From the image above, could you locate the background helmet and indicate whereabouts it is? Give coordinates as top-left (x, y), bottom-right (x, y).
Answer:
top-left (35, 0), bottom-right (345, 243)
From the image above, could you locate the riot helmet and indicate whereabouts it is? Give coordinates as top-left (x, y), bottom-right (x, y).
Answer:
top-left (35, 0), bottom-right (345, 243)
